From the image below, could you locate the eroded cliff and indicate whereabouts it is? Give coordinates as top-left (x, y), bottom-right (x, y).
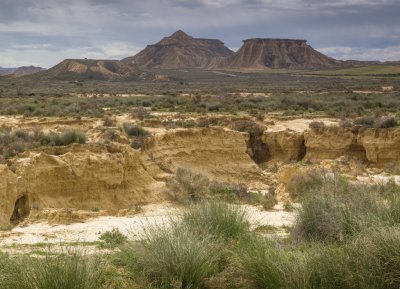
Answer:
top-left (0, 127), bottom-right (266, 228)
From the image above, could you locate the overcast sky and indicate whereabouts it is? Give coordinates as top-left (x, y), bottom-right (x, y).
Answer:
top-left (1, 0), bottom-right (399, 68)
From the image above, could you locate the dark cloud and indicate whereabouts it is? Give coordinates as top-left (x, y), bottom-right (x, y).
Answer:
top-left (0, 0), bottom-right (399, 67)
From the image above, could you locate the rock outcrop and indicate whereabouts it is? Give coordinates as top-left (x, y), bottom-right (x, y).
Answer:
top-left (122, 30), bottom-right (234, 69)
top-left (221, 39), bottom-right (340, 69)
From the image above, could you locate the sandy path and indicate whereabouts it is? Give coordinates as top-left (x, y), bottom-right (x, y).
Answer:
top-left (0, 202), bottom-right (295, 247)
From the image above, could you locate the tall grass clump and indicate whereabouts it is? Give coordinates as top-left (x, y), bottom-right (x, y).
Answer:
top-left (291, 173), bottom-right (400, 243)
top-left (182, 201), bottom-right (250, 240)
top-left (24, 250), bottom-right (102, 289)
top-left (0, 249), bottom-right (102, 289)
top-left (307, 227), bottom-right (400, 289)
top-left (119, 223), bottom-right (220, 289)
top-left (236, 237), bottom-right (307, 289)
top-left (0, 253), bottom-right (22, 289)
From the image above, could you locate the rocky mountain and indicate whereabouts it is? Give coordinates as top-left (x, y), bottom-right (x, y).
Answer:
top-left (33, 59), bottom-right (143, 80)
top-left (221, 38), bottom-right (341, 69)
top-left (122, 30), bottom-right (234, 69)
top-left (12, 66), bottom-right (45, 76)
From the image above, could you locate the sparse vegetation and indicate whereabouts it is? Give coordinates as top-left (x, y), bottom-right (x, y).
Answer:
top-left (309, 121), bottom-right (325, 130)
top-left (122, 123), bottom-right (149, 137)
top-left (99, 228), bottom-right (127, 248)
top-left (166, 167), bottom-right (210, 203)
top-left (41, 129), bottom-right (87, 146)
top-left (0, 127), bottom-right (86, 161)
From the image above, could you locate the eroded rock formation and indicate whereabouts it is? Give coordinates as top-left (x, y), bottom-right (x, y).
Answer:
top-left (0, 127), bottom-right (265, 228)
top-left (261, 127), bottom-right (400, 166)
top-left (220, 38), bottom-right (340, 69)
top-left (122, 30), bottom-right (234, 69)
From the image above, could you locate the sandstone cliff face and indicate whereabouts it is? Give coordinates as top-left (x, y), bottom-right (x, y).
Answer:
top-left (0, 165), bottom-right (18, 228)
top-left (262, 130), bottom-right (305, 162)
top-left (223, 39), bottom-right (340, 69)
top-left (358, 129), bottom-right (400, 165)
top-left (123, 30), bottom-right (234, 69)
top-left (0, 128), bottom-right (266, 227)
top-left (262, 127), bottom-right (400, 166)
top-left (304, 127), bottom-right (361, 160)
top-left (12, 144), bottom-right (164, 217)
top-left (144, 127), bottom-right (265, 185)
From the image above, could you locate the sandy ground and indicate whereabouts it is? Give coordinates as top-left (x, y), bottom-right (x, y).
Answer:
top-left (0, 202), bottom-right (295, 247)
top-left (266, 118), bottom-right (339, 132)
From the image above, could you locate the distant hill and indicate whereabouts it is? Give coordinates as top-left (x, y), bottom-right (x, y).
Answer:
top-left (0, 66), bottom-right (44, 77)
top-left (32, 59), bottom-right (146, 80)
top-left (12, 66), bottom-right (45, 76)
top-left (218, 38), bottom-right (341, 70)
top-left (122, 30), bottom-right (234, 69)
top-left (0, 67), bottom-right (17, 75)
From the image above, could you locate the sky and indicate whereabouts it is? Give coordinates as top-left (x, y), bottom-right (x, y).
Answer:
top-left (0, 0), bottom-right (399, 68)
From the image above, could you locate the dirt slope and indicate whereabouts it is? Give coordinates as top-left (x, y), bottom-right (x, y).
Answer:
top-left (122, 30), bottom-right (234, 69)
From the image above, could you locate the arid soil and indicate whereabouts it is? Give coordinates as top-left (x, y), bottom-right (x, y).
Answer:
top-left (1, 113), bottom-right (400, 247)
top-left (0, 202), bottom-right (295, 248)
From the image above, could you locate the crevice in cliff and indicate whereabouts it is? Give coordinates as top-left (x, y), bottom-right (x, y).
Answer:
top-left (247, 136), bottom-right (270, 164)
top-left (297, 139), bottom-right (307, 161)
top-left (10, 195), bottom-right (30, 223)
top-left (349, 143), bottom-right (367, 162)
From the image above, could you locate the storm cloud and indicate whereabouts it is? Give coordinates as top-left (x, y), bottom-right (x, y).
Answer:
top-left (0, 0), bottom-right (399, 67)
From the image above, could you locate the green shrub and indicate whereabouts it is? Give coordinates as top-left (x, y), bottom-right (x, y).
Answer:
top-left (122, 123), bottom-right (149, 137)
top-left (182, 201), bottom-right (250, 240)
top-left (99, 228), bottom-right (127, 248)
top-left (0, 128), bottom-right (44, 159)
top-left (119, 223), bottom-right (220, 289)
top-left (374, 116), bottom-right (398, 128)
top-left (41, 130), bottom-right (87, 146)
top-left (308, 121), bottom-right (326, 130)
top-left (208, 181), bottom-right (249, 202)
top-left (130, 135), bottom-right (148, 150)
